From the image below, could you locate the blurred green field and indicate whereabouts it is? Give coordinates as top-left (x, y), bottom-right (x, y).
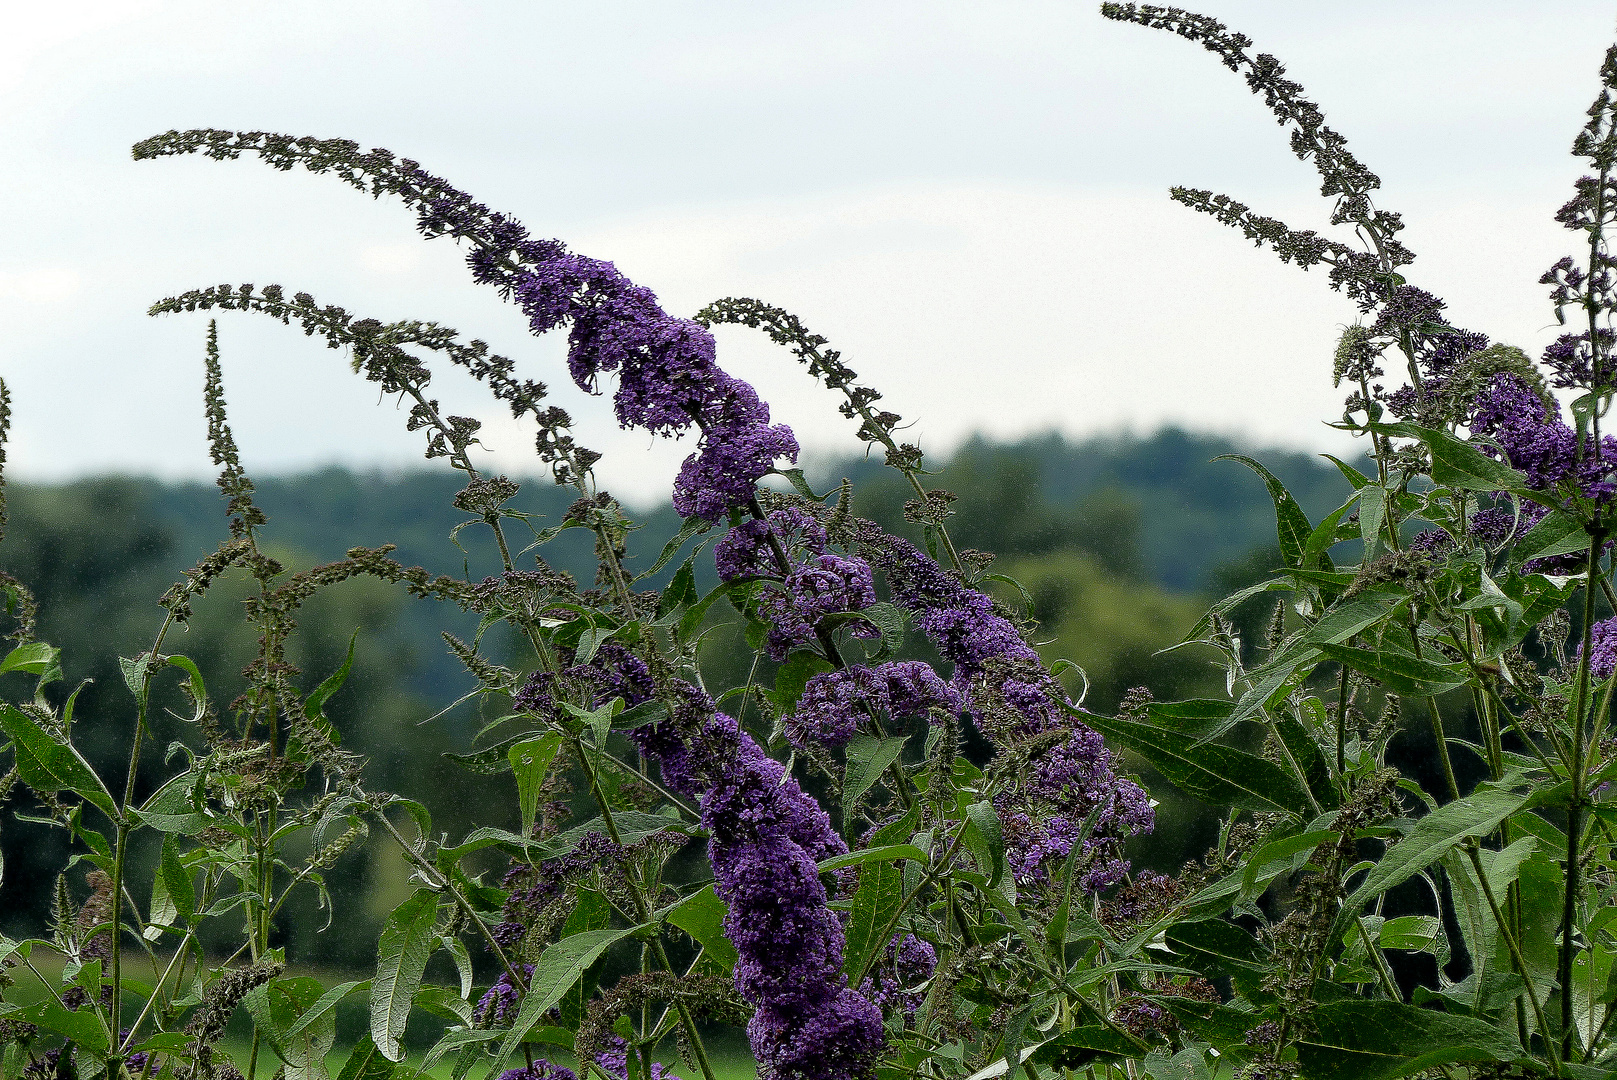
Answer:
top-left (212, 1040), bottom-right (757, 1079)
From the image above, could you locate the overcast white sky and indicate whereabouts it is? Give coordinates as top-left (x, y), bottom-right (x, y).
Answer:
top-left (4, 1), bottom-right (1616, 506)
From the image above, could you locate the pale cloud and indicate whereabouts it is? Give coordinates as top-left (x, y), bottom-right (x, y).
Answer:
top-left (2, 1), bottom-right (1614, 508)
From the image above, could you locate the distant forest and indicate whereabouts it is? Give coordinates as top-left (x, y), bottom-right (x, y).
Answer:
top-left (0, 428), bottom-right (1365, 966)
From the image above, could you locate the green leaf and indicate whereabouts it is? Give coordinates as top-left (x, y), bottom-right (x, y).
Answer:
top-left (611, 700), bottom-right (669, 730)
top-left (160, 836), bottom-right (195, 924)
top-left (963, 801), bottom-right (1005, 889)
top-left (1377, 915), bottom-right (1443, 954)
top-left (773, 466), bottom-right (824, 499)
top-left (0, 641), bottom-right (59, 677)
top-left (859, 601), bottom-right (908, 657)
top-left (1274, 709), bottom-right (1337, 809)
top-left (370, 888), bottom-right (439, 1061)
top-left (36, 999), bottom-right (110, 1051)
top-left (495, 927), bottom-right (640, 1071)
top-left (442, 732), bottom-right (528, 775)
top-left (767, 651), bottom-right (834, 715)
top-left (1511, 508), bottom-right (1588, 564)
top-left (1166, 920), bottom-right (1268, 980)
top-left (844, 733), bottom-right (908, 815)
top-left (539, 811), bottom-right (687, 860)
top-left (1240, 830), bottom-right (1339, 900)
top-left (302, 631), bottom-right (357, 745)
top-left (1315, 643), bottom-right (1467, 697)
top-left (1347, 786), bottom-right (1532, 910)
top-left (0, 704), bottom-right (116, 819)
top-left (509, 732), bottom-right (563, 836)
top-left (1030, 1027), bottom-right (1141, 1068)
top-left (1375, 422), bottom-right (1532, 495)
top-left (663, 885), bottom-right (739, 972)
top-left (1323, 455), bottom-right (1373, 490)
top-left (120, 653), bottom-right (154, 708)
top-left (246, 975), bottom-right (335, 1079)
top-left (1074, 708), bottom-right (1312, 816)
top-left (1359, 486), bottom-right (1387, 558)
top-left (336, 1034), bottom-right (397, 1080)
top-left (656, 558), bottom-right (699, 618)
top-left (165, 655), bottom-right (210, 723)
top-left (421, 1029), bottom-right (502, 1073)
top-left (132, 770), bottom-right (210, 835)
top-left (1215, 455), bottom-right (1315, 570)
top-left (1295, 999), bottom-right (1522, 1080)
top-left (842, 859), bottom-right (903, 984)
top-left (637, 516), bottom-right (712, 583)
top-left (817, 844), bottom-right (930, 872)
top-left (677, 579), bottom-right (753, 642)
top-left (1141, 699), bottom-right (1233, 741)
top-left (283, 979), bottom-right (368, 1044)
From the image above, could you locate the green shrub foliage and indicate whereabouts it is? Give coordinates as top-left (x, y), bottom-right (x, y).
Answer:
top-left (3, 6), bottom-right (1617, 1080)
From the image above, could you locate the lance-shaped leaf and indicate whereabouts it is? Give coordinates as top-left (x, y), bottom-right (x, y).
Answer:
top-left (0, 704), bottom-right (116, 819)
top-left (494, 926), bottom-right (640, 1070)
top-left (1295, 999), bottom-right (1522, 1080)
top-left (370, 889), bottom-right (439, 1061)
top-left (1075, 708), bottom-right (1312, 817)
top-left (1315, 643), bottom-right (1467, 697)
top-left (842, 859), bottom-right (904, 985)
top-left (509, 732), bottom-right (562, 835)
top-left (1214, 455), bottom-right (1316, 570)
top-left (1347, 785), bottom-right (1533, 910)
top-left (662, 885), bottom-right (739, 971)
top-left (844, 733), bottom-right (908, 815)
top-left (1373, 422), bottom-right (1534, 497)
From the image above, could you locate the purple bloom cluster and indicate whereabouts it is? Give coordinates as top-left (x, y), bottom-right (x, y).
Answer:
top-left (515, 250), bottom-right (800, 518)
top-left (866, 537), bottom-right (1153, 883)
top-left (786, 661), bottom-right (960, 750)
top-left (513, 643), bottom-right (654, 721)
top-left (1372, 285), bottom-right (1491, 380)
top-left (540, 648), bottom-right (882, 1080)
top-left (492, 830), bottom-right (625, 949)
top-left (400, 179), bottom-right (798, 520)
top-left (1541, 328), bottom-right (1617, 391)
top-left (475, 964), bottom-right (535, 1028)
top-left (715, 507), bottom-right (880, 659)
top-left (1580, 617), bottom-right (1617, 680)
top-left (858, 934), bottom-right (936, 1025)
top-left (595, 1036), bottom-right (682, 1080)
top-left (1466, 372), bottom-right (1617, 571)
top-left (497, 1063), bottom-right (577, 1080)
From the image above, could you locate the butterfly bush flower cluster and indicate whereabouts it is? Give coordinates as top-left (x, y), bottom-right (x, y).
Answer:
top-left (865, 534), bottom-right (1154, 885)
top-left (131, 125), bottom-right (1158, 1080)
top-left (1580, 618), bottom-right (1617, 680)
top-left (715, 508), bottom-right (880, 659)
top-left (786, 661), bottom-right (959, 750)
top-left (1461, 372), bottom-right (1617, 570)
top-left (512, 642), bottom-right (884, 1080)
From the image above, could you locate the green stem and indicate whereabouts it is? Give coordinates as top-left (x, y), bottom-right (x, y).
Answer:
top-left (1563, 524), bottom-right (1606, 1060)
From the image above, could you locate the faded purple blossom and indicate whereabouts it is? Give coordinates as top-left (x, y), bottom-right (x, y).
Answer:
top-left (1112, 997), bottom-right (1173, 1040)
top-left (758, 553), bottom-right (879, 659)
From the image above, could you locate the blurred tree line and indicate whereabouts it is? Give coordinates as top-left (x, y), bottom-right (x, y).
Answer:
top-left (0, 428), bottom-right (1361, 970)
